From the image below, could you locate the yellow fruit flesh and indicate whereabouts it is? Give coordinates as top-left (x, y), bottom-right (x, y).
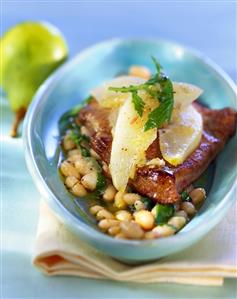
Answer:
top-left (159, 105), bottom-right (203, 166)
top-left (109, 94), bottom-right (157, 191)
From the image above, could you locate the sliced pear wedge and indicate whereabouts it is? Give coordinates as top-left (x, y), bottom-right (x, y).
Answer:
top-left (173, 82), bottom-right (203, 109)
top-left (159, 105), bottom-right (203, 166)
top-left (109, 95), bottom-right (157, 192)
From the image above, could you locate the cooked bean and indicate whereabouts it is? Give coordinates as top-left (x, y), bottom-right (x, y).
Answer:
top-left (90, 149), bottom-right (100, 159)
top-left (71, 182), bottom-right (87, 197)
top-left (115, 210), bottom-right (132, 222)
top-left (65, 176), bottom-right (79, 188)
top-left (60, 161), bottom-right (80, 178)
top-left (67, 154), bottom-right (82, 163)
top-left (68, 149), bottom-right (82, 157)
top-left (114, 191), bottom-right (127, 209)
top-left (134, 200), bottom-right (145, 211)
top-left (98, 219), bottom-right (120, 230)
top-left (144, 231), bottom-right (156, 240)
top-left (120, 221), bottom-right (144, 239)
top-left (174, 210), bottom-right (188, 219)
top-left (89, 205), bottom-right (104, 215)
top-left (81, 171), bottom-right (97, 191)
top-left (190, 188), bottom-right (206, 205)
top-left (108, 225), bottom-right (121, 236)
top-left (152, 224), bottom-right (176, 238)
top-left (103, 184), bottom-right (117, 202)
top-left (123, 193), bottom-right (141, 205)
top-left (63, 134), bottom-right (76, 151)
top-left (81, 125), bottom-right (91, 137)
top-left (134, 210), bottom-right (155, 230)
top-left (129, 65), bottom-right (151, 80)
top-left (168, 216), bottom-right (186, 231)
top-left (115, 233), bottom-right (126, 239)
top-left (74, 159), bottom-right (93, 176)
top-left (96, 209), bottom-right (115, 220)
top-left (181, 202), bottom-right (196, 216)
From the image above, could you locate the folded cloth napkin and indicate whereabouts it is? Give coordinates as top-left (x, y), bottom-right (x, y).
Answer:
top-left (33, 201), bottom-right (237, 286)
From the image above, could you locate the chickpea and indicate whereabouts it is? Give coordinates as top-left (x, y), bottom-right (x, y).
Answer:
top-left (103, 184), bottom-right (117, 202)
top-left (81, 171), bottom-right (97, 191)
top-left (60, 161), bottom-right (80, 178)
top-left (134, 210), bottom-right (155, 230)
top-left (115, 210), bottom-right (132, 222)
top-left (71, 182), bottom-right (87, 197)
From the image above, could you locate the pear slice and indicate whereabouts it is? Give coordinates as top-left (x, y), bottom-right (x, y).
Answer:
top-left (109, 94), bottom-right (157, 192)
top-left (91, 76), bottom-right (203, 110)
top-left (159, 105), bottom-right (203, 166)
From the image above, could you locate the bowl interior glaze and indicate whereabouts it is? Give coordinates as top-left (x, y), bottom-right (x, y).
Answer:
top-left (24, 39), bottom-right (237, 262)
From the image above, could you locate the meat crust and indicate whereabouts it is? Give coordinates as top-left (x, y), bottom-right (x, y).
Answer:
top-left (78, 100), bottom-right (237, 204)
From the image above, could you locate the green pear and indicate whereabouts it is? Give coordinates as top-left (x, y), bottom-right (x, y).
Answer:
top-left (0, 21), bottom-right (68, 137)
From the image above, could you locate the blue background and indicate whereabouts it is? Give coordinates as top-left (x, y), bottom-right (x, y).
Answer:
top-left (3, 1), bottom-right (237, 81)
top-left (2, 1), bottom-right (237, 299)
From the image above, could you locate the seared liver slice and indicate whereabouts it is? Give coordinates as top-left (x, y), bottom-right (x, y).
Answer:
top-left (78, 100), bottom-right (236, 204)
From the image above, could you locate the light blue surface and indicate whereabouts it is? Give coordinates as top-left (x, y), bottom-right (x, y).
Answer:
top-left (2, 2), bottom-right (237, 298)
top-left (23, 38), bottom-right (237, 263)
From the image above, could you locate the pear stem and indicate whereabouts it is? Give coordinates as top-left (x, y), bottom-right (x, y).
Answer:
top-left (10, 107), bottom-right (26, 138)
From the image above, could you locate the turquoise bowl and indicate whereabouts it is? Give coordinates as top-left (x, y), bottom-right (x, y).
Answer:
top-left (23, 39), bottom-right (237, 262)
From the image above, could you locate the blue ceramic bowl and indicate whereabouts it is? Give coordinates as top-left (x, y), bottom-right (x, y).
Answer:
top-left (23, 39), bottom-right (237, 262)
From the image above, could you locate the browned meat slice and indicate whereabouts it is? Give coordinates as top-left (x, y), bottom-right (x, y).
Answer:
top-left (78, 100), bottom-right (237, 204)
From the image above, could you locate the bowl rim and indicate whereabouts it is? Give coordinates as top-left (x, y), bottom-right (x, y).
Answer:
top-left (23, 37), bottom-right (237, 255)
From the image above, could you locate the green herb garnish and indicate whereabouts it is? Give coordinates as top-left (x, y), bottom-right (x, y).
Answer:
top-left (96, 171), bottom-right (107, 195)
top-left (108, 57), bottom-right (174, 131)
top-left (70, 129), bottom-right (90, 157)
top-left (180, 190), bottom-right (191, 202)
top-left (142, 197), bottom-right (154, 210)
top-left (154, 204), bottom-right (174, 225)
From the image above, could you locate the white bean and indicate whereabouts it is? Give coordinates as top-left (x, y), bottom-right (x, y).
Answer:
top-left (114, 191), bottom-right (127, 209)
top-left (168, 216), bottom-right (186, 231)
top-left (115, 210), bottom-right (132, 222)
top-left (71, 182), bottom-right (87, 197)
top-left (190, 188), bottom-right (206, 206)
top-left (181, 202), bottom-right (196, 216)
top-left (103, 184), bottom-right (117, 202)
top-left (65, 176), bottom-right (79, 188)
top-left (120, 221), bottom-right (144, 239)
top-left (81, 171), bottom-right (97, 191)
top-left (134, 210), bottom-right (155, 230)
top-left (152, 224), bottom-right (175, 238)
top-left (123, 193), bottom-right (141, 205)
top-left (60, 161), bottom-right (80, 178)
